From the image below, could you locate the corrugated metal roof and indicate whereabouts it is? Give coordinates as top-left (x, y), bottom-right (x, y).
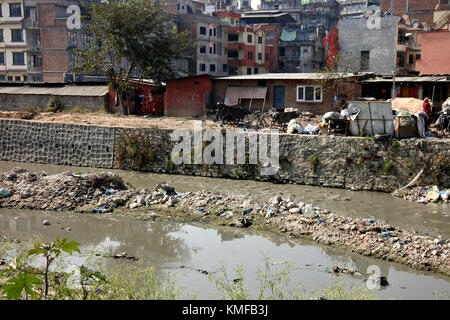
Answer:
top-left (362, 76), bottom-right (450, 83)
top-left (215, 72), bottom-right (373, 81)
top-left (0, 85), bottom-right (109, 96)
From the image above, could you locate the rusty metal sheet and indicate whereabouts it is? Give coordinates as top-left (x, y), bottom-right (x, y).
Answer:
top-left (224, 86), bottom-right (267, 105)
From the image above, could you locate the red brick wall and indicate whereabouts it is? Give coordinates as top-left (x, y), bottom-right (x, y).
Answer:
top-left (416, 30), bottom-right (450, 74)
top-left (165, 75), bottom-right (212, 117)
top-left (381, 0), bottom-right (438, 23)
top-left (213, 79), bottom-right (362, 114)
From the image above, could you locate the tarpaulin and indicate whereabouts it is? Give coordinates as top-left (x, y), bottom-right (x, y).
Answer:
top-left (224, 87), bottom-right (267, 106)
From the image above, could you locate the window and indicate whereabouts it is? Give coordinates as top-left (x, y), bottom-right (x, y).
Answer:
top-left (398, 29), bottom-right (406, 44)
top-left (416, 54), bottom-right (421, 60)
top-left (213, 43), bottom-right (216, 54)
top-left (0, 75), bottom-right (5, 81)
top-left (11, 29), bottom-right (23, 42)
top-left (218, 43), bottom-right (222, 56)
top-left (228, 33), bottom-right (238, 42)
top-left (199, 63), bottom-right (206, 72)
top-left (265, 32), bottom-right (275, 40)
top-left (247, 68), bottom-right (252, 75)
top-left (297, 86), bottom-right (322, 102)
top-left (258, 52), bottom-right (262, 60)
top-left (199, 26), bottom-right (207, 35)
top-left (223, 64), bottom-right (227, 72)
top-left (397, 52), bottom-right (405, 67)
top-left (247, 34), bottom-right (252, 44)
top-left (228, 50), bottom-right (238, 59)
top-left (408, 54), bottom-right (415, 66)
top-left (9, 3), bottom-right (22, 17)
top-left (213, 28), bottom-right (216, 37)
top-left (258, 36), bottom-right (262, 44)
top-left (210, 64), bottom-right (216, 72)
top-left (254, 68), bottom-right (259, 74)
top-left (209, 28), bottom-right (212, 36)
top-left (265, 53), bottom-right (269, 61)
top-left (0, 53), bottom-right (4, 65)
top-left (8, 76), bottom-right (13, 81)
top-left (248, 52), bottom-right (253, 60)
top-left (199, 45), bottom-right (206, 53)
top-left (0, 6), bottom-right (2, 17)
top-left (360, 51), bottom-right (369, 71)
top-left (12, 52), bottom-right (25, 65)
top-left (15, 76), bottom-right (21, 81)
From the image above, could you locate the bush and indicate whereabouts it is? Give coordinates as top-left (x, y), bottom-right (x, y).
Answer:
top-left (46, 97), bottom-right (64, 113)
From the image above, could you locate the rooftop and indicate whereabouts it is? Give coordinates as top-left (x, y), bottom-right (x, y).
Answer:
top-left (215, 72), bottom-right (374, 81)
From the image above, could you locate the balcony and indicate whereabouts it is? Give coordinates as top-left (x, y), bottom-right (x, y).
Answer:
top-left (279, 55), bottom-right (301, 62)
top-left (22, 19), bottom-right (39, 29)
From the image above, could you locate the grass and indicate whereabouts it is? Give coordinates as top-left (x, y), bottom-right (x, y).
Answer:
top-left (1, 241), bottom-right (385, 300)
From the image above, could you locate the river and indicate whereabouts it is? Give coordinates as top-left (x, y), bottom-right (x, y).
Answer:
top-left (0, 161), bottom-right (449, 299)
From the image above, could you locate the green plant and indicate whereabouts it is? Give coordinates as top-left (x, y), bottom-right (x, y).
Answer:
top-left (46, 97), bottom-right (64, 113)
top-left (1, 237), bottom-right (80, 300)
top-left (115, 132), bottom-right (161, 170)
top-left (308, 156), bottom-right (319, 171)
top-left (382, 160), bottom-right (393, 175)
top-left (391, 140), bottom-right (400, 148)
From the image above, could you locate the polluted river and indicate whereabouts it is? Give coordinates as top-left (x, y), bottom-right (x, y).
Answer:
top-left (0, 161), bottom-right (449, 300)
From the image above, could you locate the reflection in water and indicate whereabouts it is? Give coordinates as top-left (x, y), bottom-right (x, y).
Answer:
top-left (0, 161), bottom-right (449, 237)
top-left (0, 208), bottom-right (449, 299)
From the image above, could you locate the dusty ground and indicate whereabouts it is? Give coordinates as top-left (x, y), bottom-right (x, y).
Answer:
top-left (0, 110), bottom-right (322, 131)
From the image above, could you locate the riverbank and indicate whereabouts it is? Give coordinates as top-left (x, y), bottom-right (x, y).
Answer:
top-left (1, 118), bottom-right (449, 193)
top-left (0, 168), bottom-right (448, 276)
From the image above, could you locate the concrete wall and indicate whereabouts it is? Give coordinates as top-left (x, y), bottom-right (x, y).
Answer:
top-left (0, 94), bottom-right (107, 111)
top-left (338, 16), bottom-right (400, 76)
top-left (416, 30), bottom-right (450, 75)
top-left (1, 119), bottom-right (449, 192)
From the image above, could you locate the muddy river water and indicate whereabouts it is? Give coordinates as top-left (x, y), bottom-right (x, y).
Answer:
top-left (0, 161), bottom-right (449, 299)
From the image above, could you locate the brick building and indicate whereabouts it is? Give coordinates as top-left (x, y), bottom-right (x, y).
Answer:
top-left (213, 73), bottom-right (366, 114)
top-left (380, 0), bottom-right (450, 24)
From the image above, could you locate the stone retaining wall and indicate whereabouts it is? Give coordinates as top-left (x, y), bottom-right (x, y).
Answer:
top-left (1, 118), bottom-right (449, 192)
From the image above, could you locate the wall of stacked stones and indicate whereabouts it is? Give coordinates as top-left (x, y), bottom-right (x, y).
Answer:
top-left (1, 119), bottom-right (449, 192)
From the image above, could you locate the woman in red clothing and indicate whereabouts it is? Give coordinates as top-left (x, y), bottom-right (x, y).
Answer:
top-left (423, 98), bottom-right (432, 122)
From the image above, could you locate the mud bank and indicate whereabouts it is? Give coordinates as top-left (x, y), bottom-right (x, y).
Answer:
top-left (0, 168), bottom-right (448, 276)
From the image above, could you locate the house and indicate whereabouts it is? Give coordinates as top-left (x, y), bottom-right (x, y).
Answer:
top-left (0, 83), bottom-right (109, 111)
top-left (361, 74), bottom-right (450, 109)
top-left (213, 72), bottom-right (369, 114)
top-left (416, 29), bottom-right (450, 75)
top-left (164, 74), bottom-right (212, 117)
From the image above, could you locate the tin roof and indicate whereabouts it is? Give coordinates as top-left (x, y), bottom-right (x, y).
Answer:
top-left (361, 75), bottom-right (450, 83)
top-left (0, 85), bottom-right (109, 96)
top-left (215, 72), bottom-right (373, 81)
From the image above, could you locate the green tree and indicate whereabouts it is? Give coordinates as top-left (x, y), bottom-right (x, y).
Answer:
top-left (72, 0), bottom-right (193, 115)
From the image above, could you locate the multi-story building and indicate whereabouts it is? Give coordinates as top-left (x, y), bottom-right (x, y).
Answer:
top-left (0, 0), bottom-right (28, 82)
top-left (338, 0), bottom-right (381, 18)
top-left (338, 14), bottom-right (422, 75)
top-left (278, 25), bottom-right (327, 72)
top-left (178, 7), bottom-right (229, 76)
top-left (380, 0), bottom-right (449, 25)
top-left (215, 10), bottom-right (267, 75)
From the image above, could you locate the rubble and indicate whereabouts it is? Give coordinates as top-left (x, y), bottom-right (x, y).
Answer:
top-left (393, 185), bottom-right (450, 204)
top-left (0, 168), bottom-right (449, 276)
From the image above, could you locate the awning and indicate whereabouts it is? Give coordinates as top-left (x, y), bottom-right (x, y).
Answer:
top-left (224, 86), bottom-right (267, 106)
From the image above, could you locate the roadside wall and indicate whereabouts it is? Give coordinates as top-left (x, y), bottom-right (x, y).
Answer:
top-left (1, 118), bottom-right (449, 192)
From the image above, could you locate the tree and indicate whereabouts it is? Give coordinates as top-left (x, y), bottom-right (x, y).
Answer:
top-left (314, 53), bottom-right (362, 109)
top-left (72, 0), bottom-right (193, 115)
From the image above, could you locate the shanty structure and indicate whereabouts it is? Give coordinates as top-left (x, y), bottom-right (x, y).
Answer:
top-left (0, 84), bottom-right (109, 111)
top-left (213, 73), bottom-right (371, 114)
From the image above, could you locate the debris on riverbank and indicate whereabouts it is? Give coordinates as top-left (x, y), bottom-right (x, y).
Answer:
top-left (0, 168), bottom-right (449, 276)
top-left (393, 185), bottom-right (450, 204)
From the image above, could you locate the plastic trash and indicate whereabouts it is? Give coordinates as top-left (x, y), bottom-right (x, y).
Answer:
top-left (381, 232), bottom-right (391, 238)
top-left (366, 219), bottom-right (376, 224)
top-left (105, 189), bottom-right (115, 195)
top-left (0, 189), bottom-right (11, 197)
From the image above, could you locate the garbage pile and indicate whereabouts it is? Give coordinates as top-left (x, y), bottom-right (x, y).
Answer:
top-left (393, 185), bottom-right (450, 204)
top-left (0, 168), bottom-right (128, 211)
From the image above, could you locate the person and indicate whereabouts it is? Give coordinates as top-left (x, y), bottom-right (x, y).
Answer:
top-left (423, 97), bottom-right (432, 122)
